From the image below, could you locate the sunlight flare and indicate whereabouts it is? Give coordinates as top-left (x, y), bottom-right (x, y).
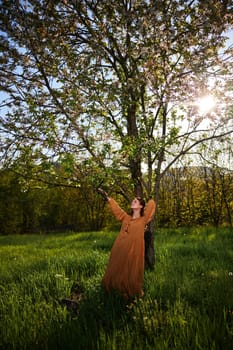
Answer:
top-left (197, 95), bottom-right (216, 114)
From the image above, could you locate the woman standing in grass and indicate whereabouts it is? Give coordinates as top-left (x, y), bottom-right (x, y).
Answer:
top-left (98, 188), bottom-right (156, 299)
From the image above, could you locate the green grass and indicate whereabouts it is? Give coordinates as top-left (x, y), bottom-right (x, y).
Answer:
top-left (0, 227), bottom-right (232, 350)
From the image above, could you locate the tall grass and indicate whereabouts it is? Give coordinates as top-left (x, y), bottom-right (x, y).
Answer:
top-left (0, 227), bottom-right (232, 349)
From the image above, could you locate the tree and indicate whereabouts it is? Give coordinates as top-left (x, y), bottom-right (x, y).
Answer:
top-left (0, 1), bottom-right (233, 229)
top-left (0, 169), bottom-right (23, 234)
top-left (194, 140), bottom-right (233, 226)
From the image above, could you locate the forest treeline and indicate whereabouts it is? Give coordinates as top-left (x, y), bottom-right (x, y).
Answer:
top-left (0, 165), bottom-right (232, 234)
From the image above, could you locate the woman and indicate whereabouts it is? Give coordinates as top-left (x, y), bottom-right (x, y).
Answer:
top-left (98, 188), bottom-right (156, 299)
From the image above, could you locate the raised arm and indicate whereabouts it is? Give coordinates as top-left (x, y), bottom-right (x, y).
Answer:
top-left (97, 188), bottom-right (127, 222)
top-left (108, 198), bottom-right (127, 222)
top-left (144, 199), bottom-right (156, 224)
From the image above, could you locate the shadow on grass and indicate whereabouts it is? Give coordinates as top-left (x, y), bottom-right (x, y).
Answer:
top-left (52, 284), bottom-right (131, 350)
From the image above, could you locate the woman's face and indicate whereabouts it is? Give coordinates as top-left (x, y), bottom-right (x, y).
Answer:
top-left (130, 197), bottom-right (143, 210)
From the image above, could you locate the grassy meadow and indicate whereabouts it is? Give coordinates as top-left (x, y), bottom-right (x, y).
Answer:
top-left (0, 227), bottom-right (233, 350)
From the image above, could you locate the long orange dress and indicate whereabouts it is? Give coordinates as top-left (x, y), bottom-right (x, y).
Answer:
top-left (102, 198), bottom-right (156, 298)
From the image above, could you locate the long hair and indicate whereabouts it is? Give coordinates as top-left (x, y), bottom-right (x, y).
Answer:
top-left (137, 197), bottom-right (146, 216)
top-left (130, 197), bottom-right (146, 216)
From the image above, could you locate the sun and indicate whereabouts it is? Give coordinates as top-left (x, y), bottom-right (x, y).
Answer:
top-left (197, 95), bottom-right (216, 114)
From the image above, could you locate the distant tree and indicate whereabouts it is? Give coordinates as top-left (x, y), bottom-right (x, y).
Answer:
top-left (0, 169), bottom-right (23, 234)
top-left (158, 165), bottom-right (233, 227)
top-left (219, 170), bottom-right (233, 226)
top-left (201, 166), bottom-right (233, 227)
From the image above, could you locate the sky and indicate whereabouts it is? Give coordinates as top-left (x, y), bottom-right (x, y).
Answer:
top-left (225, 28), bottom-right (233, 47)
